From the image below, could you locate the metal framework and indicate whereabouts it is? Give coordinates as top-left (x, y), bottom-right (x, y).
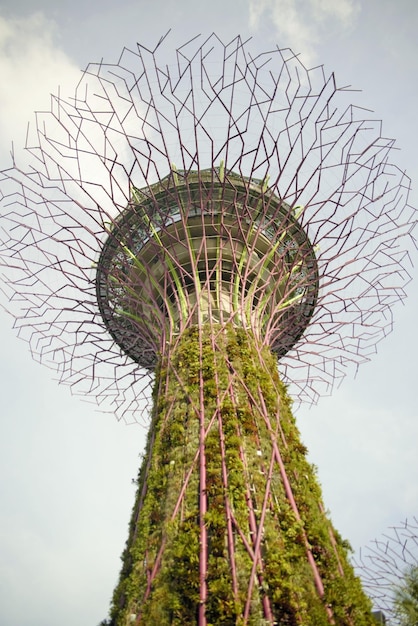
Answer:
top-left (0, 34), bottom-right (415, 625)
top-left (357, 518), bottom-right (418, 624)
top-left (96, 168), bottom-right (319, 369)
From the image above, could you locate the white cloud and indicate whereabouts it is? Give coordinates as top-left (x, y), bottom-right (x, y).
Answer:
top-left (0, 13), bottom-right (80, 162)
top-left (248, 0), bottom-right (360, 65)
top-left (311, 0), bottom-right (359, 22)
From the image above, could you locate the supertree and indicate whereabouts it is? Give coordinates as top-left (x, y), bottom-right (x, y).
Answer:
top-left (0, 34), bottom-right (415, 625)
top-left (356, 518), bottom-right (418, 624)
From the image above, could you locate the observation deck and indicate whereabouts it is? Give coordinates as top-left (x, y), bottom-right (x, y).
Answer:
top-left (96, 169), bottom-right (319, 368)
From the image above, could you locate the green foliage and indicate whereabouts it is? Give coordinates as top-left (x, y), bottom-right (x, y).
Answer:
top-left (108, 324), bottom-right (375, 625)
top-left (393, 565), bottom-right (418, 625)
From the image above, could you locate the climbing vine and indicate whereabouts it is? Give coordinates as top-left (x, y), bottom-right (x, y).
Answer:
top-left (109, 324), bottom-right (375, 625)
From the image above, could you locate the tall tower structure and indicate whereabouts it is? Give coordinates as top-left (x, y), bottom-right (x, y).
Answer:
top-left (0, 35), bottom-right (414, 625)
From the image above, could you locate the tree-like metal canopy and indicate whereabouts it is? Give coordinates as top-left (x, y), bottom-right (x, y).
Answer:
top-left (0, 34), bottom-right (414, 420)
top-left (357, 518), bottom-right (418, 624)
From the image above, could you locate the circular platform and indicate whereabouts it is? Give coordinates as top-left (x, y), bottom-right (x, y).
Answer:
top-left (96, 169), bottom-right (319, 368)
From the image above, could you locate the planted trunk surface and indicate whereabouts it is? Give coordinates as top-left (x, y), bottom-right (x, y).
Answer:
top-left (110, 324), bottom-right (373, 625)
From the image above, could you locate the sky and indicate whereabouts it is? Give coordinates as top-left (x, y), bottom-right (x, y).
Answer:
top-left (0, 1), bottom-right (417, 624)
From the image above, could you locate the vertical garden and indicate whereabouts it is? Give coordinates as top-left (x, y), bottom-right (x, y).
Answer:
top-left (110, 324), bottom-right (375, 625)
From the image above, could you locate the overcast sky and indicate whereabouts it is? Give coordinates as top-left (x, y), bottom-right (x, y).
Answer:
top-left (0, 1), bottom-right (417, 625)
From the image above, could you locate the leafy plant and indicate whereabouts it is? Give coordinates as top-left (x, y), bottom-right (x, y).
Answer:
top-left (393, 565), bottom-right (418, 625)
top-left (108, 324), bottom-right (375, 625)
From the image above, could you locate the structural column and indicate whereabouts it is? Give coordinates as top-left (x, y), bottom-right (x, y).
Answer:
top-left (110, 323), bottom-right (374, 626)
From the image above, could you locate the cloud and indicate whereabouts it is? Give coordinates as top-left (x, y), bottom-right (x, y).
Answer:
top-left (311, 0), bottom-right (358, 22)
top-left (248, 0), bottom-right (360, 65)
top-left (0, 13), bottom-right (80, 163)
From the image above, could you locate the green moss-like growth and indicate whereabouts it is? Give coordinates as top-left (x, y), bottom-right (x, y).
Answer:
top-left (109, 324), bottom-right (374, 625)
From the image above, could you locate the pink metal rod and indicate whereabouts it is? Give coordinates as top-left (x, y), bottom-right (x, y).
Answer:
top-left (0, 34), bottom-right (413, 422)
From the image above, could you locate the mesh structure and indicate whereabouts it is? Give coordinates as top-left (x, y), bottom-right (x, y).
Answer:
top-left (356, 518), bottom-right (418, 625)
top-left (0, 34), bottom-right (415, 625)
